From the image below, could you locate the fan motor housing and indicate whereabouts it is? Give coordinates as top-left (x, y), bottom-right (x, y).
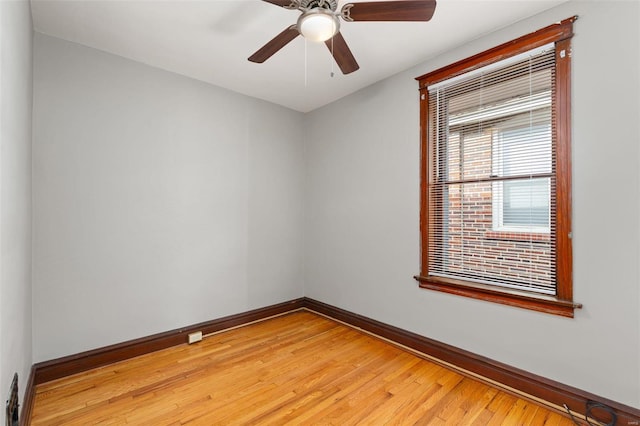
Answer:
top-left (301, 0), bottom-right (338, 11)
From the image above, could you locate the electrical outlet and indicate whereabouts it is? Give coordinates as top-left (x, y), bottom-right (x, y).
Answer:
top-left (188, 331), bottom-right (203, 344)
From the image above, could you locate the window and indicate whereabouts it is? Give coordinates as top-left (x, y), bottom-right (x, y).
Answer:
top-left (414, 18), bottom-right (581, 317)
top-left (493, 122), bottom-right (551, 233)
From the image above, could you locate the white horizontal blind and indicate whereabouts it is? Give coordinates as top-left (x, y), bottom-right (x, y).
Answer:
top-left (427, 45), bottom-right (557, 295)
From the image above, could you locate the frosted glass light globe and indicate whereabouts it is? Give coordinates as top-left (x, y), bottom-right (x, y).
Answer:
top-left (298, 9), bottom-right (339, 42)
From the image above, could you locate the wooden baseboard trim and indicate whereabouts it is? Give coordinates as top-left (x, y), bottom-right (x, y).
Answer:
top-left (302, 298), bottom-right (640, 425)
top-left (19, 365), bottom-right (36, 426)
top-left (32, 298), bottom-right (305, 386)
top-left (22, 296), bottom-right (639, 426)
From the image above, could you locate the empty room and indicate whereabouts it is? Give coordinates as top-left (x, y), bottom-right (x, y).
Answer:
top-left (1, 0), bottom-right (639, 424)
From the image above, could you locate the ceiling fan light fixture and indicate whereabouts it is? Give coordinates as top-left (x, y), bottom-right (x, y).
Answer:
top-left (297, 9), bottom-right (339, 42)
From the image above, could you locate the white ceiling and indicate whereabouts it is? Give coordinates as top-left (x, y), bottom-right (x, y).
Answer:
top-left (30, 0), bottom-right (568, 112)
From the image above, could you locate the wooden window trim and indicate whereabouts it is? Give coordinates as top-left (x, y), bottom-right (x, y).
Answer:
top-left (414, 17), bottom-right (581, 317)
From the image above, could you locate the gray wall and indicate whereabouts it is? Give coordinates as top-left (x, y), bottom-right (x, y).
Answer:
top-left (304, 1), bottom-right (640, 408)
top-left (0, 0), bottom-right (33, 419)
top-left (32, 34), bottom-right (305, 362)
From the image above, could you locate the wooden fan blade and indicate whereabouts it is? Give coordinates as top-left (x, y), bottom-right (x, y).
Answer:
top-left (261, 0), bottom-right (295, 8)
top-left (325, 32), bottom-right (360, 74)
top-left (342, 0), bottom-right (436, 21)
top-left (248, 26), bottom-right (300, 63)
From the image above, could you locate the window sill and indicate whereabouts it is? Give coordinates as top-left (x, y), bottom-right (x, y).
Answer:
top-left (413, 275), bottom-right (582, 317)
top-left (485, 230), bottom-right (551, 243)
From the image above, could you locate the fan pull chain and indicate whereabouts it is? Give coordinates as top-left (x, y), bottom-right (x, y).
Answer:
top-left (330, 36), bottom-right (335, 77)
top-left (304, 38), bottom-right (308, 87)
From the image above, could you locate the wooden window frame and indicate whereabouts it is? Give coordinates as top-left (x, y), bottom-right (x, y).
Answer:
top-left (414, 17), bottom-right (581, 317)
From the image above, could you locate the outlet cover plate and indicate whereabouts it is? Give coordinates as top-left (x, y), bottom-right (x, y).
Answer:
top-left (188, 331), bottom-right (203, 344)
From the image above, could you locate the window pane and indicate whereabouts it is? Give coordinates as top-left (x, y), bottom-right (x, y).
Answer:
top-left (429, 180), bottom-right (555, 294)
top-left (503, 178), bottom-right (550, 227)
top-left (500, 121), bottom-right (552, 177)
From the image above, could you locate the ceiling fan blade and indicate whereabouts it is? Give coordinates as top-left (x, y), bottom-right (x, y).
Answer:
top-left (325, 32), bottom-right (360, 75)
top-left (248, 26), bottom-right (300, 63)
top-left (342, 0), bottom-right (436, 21)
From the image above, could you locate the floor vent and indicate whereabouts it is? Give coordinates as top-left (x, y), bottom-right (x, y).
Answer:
top-left (5, 373), bottom-right (18, 426)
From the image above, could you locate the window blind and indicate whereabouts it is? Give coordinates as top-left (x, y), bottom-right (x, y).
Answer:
top-left (427, 44), bottom-right (557, 295)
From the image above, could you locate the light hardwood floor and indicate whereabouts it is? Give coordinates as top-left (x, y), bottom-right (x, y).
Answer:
top-left (31, 311), bottom-right (576, 425)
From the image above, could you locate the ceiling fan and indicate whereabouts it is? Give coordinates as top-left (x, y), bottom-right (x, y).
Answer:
top-left (248, 0), bottom-right (437, 74)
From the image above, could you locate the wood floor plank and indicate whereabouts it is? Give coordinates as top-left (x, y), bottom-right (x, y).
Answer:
top-left (31, 311), bottom-right (576, 425)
